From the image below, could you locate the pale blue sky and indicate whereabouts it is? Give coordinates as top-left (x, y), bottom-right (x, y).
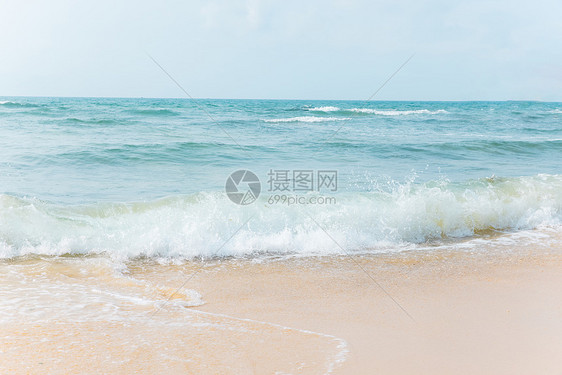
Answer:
top-left (1, 0), bottom-right (561, 100)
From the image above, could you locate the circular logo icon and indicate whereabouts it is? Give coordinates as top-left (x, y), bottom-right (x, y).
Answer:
top-left (225, 170), bottom-right (261, 205)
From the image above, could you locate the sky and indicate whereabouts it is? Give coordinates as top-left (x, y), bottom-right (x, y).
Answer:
top-left (0, 0), bottom-right (561, 101)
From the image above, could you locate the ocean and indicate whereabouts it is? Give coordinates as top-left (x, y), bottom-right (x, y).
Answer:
top-left (1, 97), bottom-right (561, 259)
top-left (1, 97), bottom-right (561, 373)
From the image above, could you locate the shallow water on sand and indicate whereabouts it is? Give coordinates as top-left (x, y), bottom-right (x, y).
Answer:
top-left (0, 255), bottom-right (347, 374)
top-left (1, 231), bottom-right (561, 374)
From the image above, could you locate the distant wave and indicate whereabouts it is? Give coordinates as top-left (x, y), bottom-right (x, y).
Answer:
top-left (307, 106), bottom-right (341, 112)
top-left (264, 116), bottom-right (351, 123)
top-left (1, 174), bottom-right (561, 259)
top-left (124, 108), bottom-right (180, 116)
top-left (0, 101), bottom-right (39, 108)
top-left (28, 141), bottom-right (247, 166)
top-left (548, 109), bottom-right (562, 114)
top-left (318, 139), bottom-right (562, 156)
top-left (352, 108), bottom-right (448, 115)
top-left (64, 117), bottom-right (117, 125)
top-left (307, 107), bottom-right (448, 116)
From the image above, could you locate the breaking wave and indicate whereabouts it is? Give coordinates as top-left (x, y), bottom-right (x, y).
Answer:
top-left (1, 174), bottom-right (561, 259)
top-left (264, 116), bottom-right (351, 123)
top-left (307, 107), bottom-right (448, 115)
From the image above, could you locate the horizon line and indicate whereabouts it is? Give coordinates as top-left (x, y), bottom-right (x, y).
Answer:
top-left (1, 95), bottom-right (560, 103)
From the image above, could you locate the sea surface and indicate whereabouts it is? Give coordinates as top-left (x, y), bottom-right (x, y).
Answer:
top-left (1, 97), bottom-right (561, 259)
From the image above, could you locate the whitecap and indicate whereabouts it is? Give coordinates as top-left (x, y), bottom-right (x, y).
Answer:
top-left (264, 116), bottom-right (351, 123)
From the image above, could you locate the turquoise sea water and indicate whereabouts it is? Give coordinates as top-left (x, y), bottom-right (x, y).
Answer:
top-left (1, 97), bottom-right (561, 258)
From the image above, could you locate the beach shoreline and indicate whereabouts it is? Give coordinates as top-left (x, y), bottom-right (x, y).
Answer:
top-left (2, 235), bottom-right (562, 374)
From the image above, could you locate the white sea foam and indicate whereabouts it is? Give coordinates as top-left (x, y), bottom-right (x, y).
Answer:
top-left (305, 107), bottom-right (448, 115)
top-left (308, 106), bottom-right (341, 112)
top-left (350, 108), bottom-right (448, 115)
top-left (0, 257), bottom-right (204, 324)
top-left (1, 174), bottom-right (561, 259)
top-left (264, 116), bottom-right (350, 123)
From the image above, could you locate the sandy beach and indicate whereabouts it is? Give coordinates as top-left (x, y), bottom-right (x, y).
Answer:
top-left (2, 232), bottom-right (562, 374)
top-left (188, 244), bottom-right (562, 374)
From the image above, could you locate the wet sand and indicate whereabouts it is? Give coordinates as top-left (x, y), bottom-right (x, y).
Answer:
top-left (1, 238), bottom-right (562, 374)
top-left (153, 247), bottom-right (562, 374)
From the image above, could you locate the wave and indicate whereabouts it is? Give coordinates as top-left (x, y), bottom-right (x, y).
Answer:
top-left (124, 108), bottom-right (180, 116)
top-left (399, 139), bottom-right (562, 157)
top-left (314, 138), bottom-right (562, 158)
top-left (28, 141), bottom-right (246, 166)
top-left (352, 108), bottom-right (448, 115)
top-left (0, 101), bottom-right (39, 108)
top-left (264, 116), bottom-right (351, 123)
top-left (307, 106), bottom-right (341, 112)
top-left (307, 107), bottom-right (448, 116)
top-left (1, 175), bottom-right (561, 259)
top-left (64, 117), bottom-right (118, 125)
